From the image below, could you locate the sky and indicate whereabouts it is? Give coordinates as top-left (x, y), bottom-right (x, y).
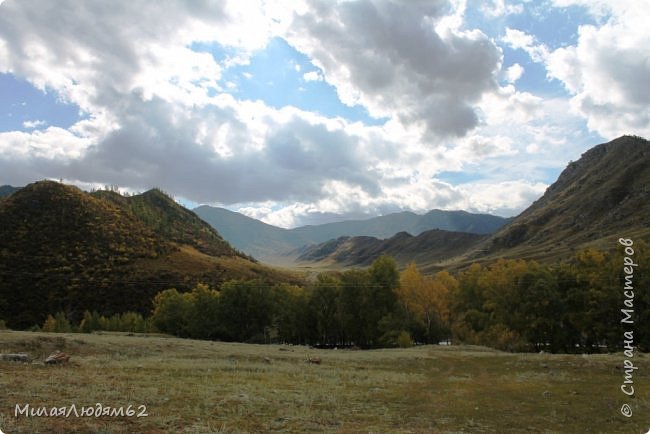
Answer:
top-left (0, 0), bottom-right (648, 228)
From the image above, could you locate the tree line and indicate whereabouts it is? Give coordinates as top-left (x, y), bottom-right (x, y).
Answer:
top-left (30, 243), bottom-right (650, 353)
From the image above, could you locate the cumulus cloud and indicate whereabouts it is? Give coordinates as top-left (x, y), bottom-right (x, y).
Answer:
top-left (0, 0), bottom-right (503, 216)
top-left (505, 63), bottom-right (524, 83)
top-left (459, 180), bottom-right (548, 216)
top-left (285, 0), bottom-right (502, 139)
top-left (302, 70), bottom-right (323, 82)
top-left (481, 0), bottom-right (524, 18)
top-left (503, 1), bottom-right (650, 138)
top-left (502, 27), bottom-right (549, 62)
top-left (22, 119), bottom-right (47, 129)
top-left (545, 3), bottom-right (650, 138)
top-left (0, 0), bottom-right (326, 204)
top-left (0, 0), bottom-right (632, 229)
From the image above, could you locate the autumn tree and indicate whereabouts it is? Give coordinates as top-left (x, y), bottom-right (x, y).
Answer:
top-left (397, 263), bottom-right (457, 344)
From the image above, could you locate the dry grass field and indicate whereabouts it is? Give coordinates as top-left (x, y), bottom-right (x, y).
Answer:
top-left (1, 330), bottom-right (649, 433)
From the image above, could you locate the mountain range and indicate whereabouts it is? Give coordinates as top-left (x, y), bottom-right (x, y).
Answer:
top-left (293, 229), bottom-right (486, 268)
top-left (194, 206), bottom-right (509, 261)
top-left (1, 135), bottom-right (648, 328)
top-left (270, 135), bottom-right (650, 270)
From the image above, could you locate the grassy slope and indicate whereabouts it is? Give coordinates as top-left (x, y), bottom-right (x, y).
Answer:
top-left (1, 331), bottom-right (649, 433)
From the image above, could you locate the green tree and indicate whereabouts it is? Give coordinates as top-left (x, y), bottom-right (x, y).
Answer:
top-left (79, 310), bottom-right (102, 333)
top-left (42, 312), bottom-right (72, 333)
top-left (185, 283), bottom-right (221, 339)
top-left (118, 312), bottom-right (147, 333)
top-left (362, 255), bottom-right (400, 346)
top-left (217, 280), bottom-right (275, 343)
top-left (151, 288), bottom-right (192, 337)
top-left (308, 275), bottom-right (341, 346)
top-left (54, 311), bottom-right (72, 332)
top-left (274, 284), bottom-right (312, 345)
top-left (336, 269), bottom-right (369, 346)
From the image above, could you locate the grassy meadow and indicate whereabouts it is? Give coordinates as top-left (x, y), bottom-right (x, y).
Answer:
top-left (1, 330), bottom-right (649, 433)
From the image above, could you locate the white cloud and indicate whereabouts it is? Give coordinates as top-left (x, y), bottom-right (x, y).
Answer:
top-left (0, 0), bottom-right (629, 229)
top-left (459, 180), bottom-right (548, 216)
top-left (0, 126), bottom-right (92, 159)
top-left (285, 0), bottom-right (502, 139)
top-left (502, 27), bottom-right (534, 49)
top-left (478, 84), bottom-right (543, 125)
top-left (302, 71), bottom-right (322, 82)
top-left (503, 2), bottom-right (650, 139)
top-left (505, 63), bottom-right (524, 83)
top-left (502, 27), bottom-right (549, 62)
top-left (544, 2), bottom-right (650, 138)
top-left (22, 119), bottom-right (47, 129)
top-left (481, 0), bottom-right (524, 17)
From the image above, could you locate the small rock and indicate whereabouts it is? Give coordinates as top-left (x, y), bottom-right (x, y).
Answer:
top-left (45, 351), bottom-right (70, 365)
top-left (1, 353), bottom-right (29, 362)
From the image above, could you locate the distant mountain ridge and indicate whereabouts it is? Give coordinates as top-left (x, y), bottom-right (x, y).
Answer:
top-left (194, 206), bottom-right (509, 261)
top-left (0, 185), bottom-right (21, 198)
top-left (294, 229), bottom-right (487, 268)
top-left (289, 135), bottom-right (650, 270)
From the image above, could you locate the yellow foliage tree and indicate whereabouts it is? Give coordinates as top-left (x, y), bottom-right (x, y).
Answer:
top-left (397, 263), bottom-right (457, 343)
top-left (432, 270), bottom-right (457, 331)
top-left (41, 314), bottom-right (56, 333)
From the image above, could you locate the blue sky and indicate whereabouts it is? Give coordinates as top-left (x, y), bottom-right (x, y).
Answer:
top-left (0, 73), bottom-right (84, 132)
top-left (0, 0), bottom-right (648, 227)
top-left (193, 37), bottom-right (385, 125)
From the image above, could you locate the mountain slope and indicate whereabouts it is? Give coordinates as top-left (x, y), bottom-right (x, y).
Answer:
top-left (476, 135), bottom-right (650, 262)
top-left (95, 189), bottom-right (245, 258)
top-left (294, 229), bottom-right (486, 268)
top-left (193, 206), bottom-right (304, 259)
top-left (194, 206), bottom-right (509, 261)
top-left (0, 181), bottom-right (291, 328)
top-left (0, 185), bottom-right (21, 198)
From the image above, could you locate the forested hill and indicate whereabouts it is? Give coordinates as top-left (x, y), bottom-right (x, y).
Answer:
top-left (0, 181), bottom-right (289, 329)
top-left (92, 188), bottom-right (244, 258)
